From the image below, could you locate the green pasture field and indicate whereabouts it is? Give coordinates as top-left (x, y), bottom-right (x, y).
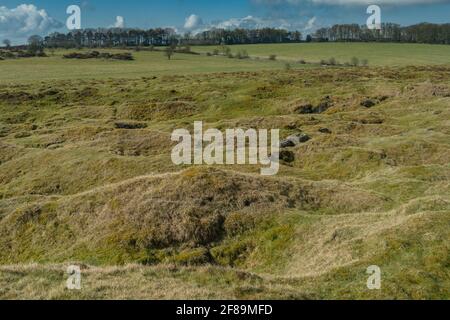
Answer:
top-left (2, 42), bottom-right (450, 84)
top-left (193, 42), bottom-right (450, 66)
top-left (0, 48), bottom-right (306, 84)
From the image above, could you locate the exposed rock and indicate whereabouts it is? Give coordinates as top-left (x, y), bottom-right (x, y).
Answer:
top-left (281, 133), bottom-right (311, 148)
top-left (279, 150), bottom-right (295, 163)
top-left (294, 97), bottom-right (333, 114)
top-left (284, 122), bottom-right (299, 130)
top-left (315, 97), bottom-right (333, 113)
top-left (294, 103), bottom-right (314, 114)
top-left (361, 99), bottom-right (378, 108)
top-left (297, 133), bottom-right (311, 143)
top-left (319, 128), bottom-right (332, 134)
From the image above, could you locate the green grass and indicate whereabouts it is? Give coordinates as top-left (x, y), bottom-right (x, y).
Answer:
top-left (2, 43), bottom-right (450, 84)
top-left (0, 48), bottom-right (307, 84)
top-left (0, 45), bottom-right (449, 299)
top-left (193, 43), bottom-right (450, 66)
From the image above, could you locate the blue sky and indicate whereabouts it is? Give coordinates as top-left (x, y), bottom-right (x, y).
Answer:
top-left (1, 0), bottom-right (450, 43)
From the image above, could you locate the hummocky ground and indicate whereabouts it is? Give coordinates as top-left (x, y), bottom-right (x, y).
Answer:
top-left (0, 46), bottom-right (449, 299)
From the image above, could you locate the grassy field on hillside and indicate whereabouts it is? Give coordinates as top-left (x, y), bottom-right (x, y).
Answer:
top-left (0, 49), bottom-right (305, 84)
top-left (193, 43), bottom-right (450, 66)
top-left (0, 45), bottom-right (449, 299)
top-left (2, 43), bottom-right (450, 84)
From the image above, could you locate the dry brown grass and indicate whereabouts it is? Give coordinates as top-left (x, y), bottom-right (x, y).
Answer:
top-left (0, 65), bottom-right (449, 299)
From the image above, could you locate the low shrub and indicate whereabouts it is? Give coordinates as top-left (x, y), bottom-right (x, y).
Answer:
top-left (114, 121), bottom-right (148, 129)
top-left (224, 212), bottom-right (256, 237)
top-left (63, 51), bottom-right (134, 60)
top-left (172, 248), bottom-right (211, 266)
top-left (351, 56), bottom-right (360, 67)
top-left (210, 240), bottom-right (254, 267)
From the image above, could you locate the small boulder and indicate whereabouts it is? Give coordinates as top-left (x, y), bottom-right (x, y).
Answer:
top-left (294, 97), bottom-right (333, 114)
top-left (280, 150), bottom-right (295, 163)
top-left (318, 128), bottom-right (332, 134)
top-left (361, 99), bottom-right (377, 108)
top-left (297, 133), bottom-right (311, 143)
top-left (378, 95), bottom-right (389, 102)
top-left (281, 133), bottom-right (311, 148)
top-left (294, 103), bottom-right (314, 114)
top-left (284, 122), bottom-right (299, 130)
top-left (315, 100), bottom-right (332, 113)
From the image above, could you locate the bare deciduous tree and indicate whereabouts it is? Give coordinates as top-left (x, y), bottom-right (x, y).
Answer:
top-left (2, 39), bottom-right (11, 49)
top-left (27, 35), bottom-right (45, 56)
top-left (165, 46), bottom-right (174, 60)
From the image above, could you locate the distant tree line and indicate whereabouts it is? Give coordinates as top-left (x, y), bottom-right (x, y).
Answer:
top-left (41, 27), bottom-right (302, 49)
top-left (44, 28), bottom-right (177, 48)
top-left (184, 28), bottom-right (302, 45)
top-left (3, 22), bottom-right (447, 51)
top-left (313, 23), bottom-right (450, 44)
top-left (0, 35), bottom-right (46, 59)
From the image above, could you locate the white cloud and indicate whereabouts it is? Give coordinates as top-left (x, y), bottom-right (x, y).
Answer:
top-left (214, 16), bottom-right (266, 29)
top-left (182, 14), bottom-right (320, 35)
top-left (0, 4), bottom-right (62, 43)
top-left (112, 16), bottom-right (125, 28)
top-left (183, 15), bottom-right (271, 34)
top-left (184, 14), bottom-right (203, 30)
top-left (304, 16), bottom-right (317, 30)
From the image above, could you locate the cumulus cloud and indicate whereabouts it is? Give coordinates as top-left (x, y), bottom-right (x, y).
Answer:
top-left (214, 16), bottom-right (266, 29)
top-left (0, 4), bottom-right (62, 43)
top-left (111, 16), bottom-right (125, 28)
top-left (220, 16), bottom-right (294, 29)
top-left (182, 14), bottom-right (320, 35)
top-left (304, 16), bottom-right (317, 30)
top-left (184, 14), bottom-right (203, 30)
top-left (183, 15), bottom-right (272, 34)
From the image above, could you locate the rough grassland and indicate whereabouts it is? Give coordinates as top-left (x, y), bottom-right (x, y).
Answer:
top-left (0, 49), bottom-right (449, 299)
